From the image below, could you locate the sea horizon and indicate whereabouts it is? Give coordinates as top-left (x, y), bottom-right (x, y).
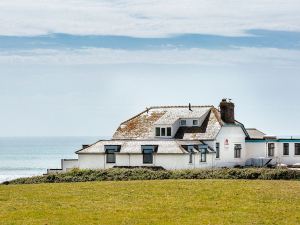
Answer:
top-left (0, 136), bottom-right (107, 183)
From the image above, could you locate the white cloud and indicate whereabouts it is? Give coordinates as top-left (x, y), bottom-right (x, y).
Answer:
top-left (0, 0), bottom-right (299, 37)
top-left (1, 47), bottom-right (299, 68)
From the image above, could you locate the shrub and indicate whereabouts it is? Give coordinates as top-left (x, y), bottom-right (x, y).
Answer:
top-left (3, 168), bottom-right (300, 185)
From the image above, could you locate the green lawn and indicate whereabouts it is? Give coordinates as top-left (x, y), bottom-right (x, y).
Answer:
top-left (0, 180), bottom-right (299, 225)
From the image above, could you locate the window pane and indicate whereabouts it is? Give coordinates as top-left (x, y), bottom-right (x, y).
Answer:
top-left (268, 143), bottom-right (275, 157)
top-left (216, 143), bottom-right (220, 159)
top-left (181, 120), bottom-right (186, 126)
top-left (161, 128), bottom-right (166, 136)
top-left (143, 153), bottom-right (153, 164)
top-left (155, 127), bottom-right (160, 136)
top-left (283, 143), bottom-right (289, 155)
top-left (189, 152), bottom-right (193, 163)
top-left (234, 144), bottom-right (241, 158)
top-left (167, 127), bottom-right (171, 136)
top-left (201, 152), bottom-right (206, 162)
top-left (295, 143), bottom-right (300, 155)
top-left (106, 153), bottom-right (116, 163)
top-left (143, 149), bottom-right (153, 154)
top-left (193, 120), bottom-right (198, 125)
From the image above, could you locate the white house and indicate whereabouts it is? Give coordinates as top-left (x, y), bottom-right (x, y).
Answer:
top-left (48, 99), bottom-right (300, 173)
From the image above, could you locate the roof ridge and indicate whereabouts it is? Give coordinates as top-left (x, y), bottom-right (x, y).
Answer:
top-left (149, 105), bottom-right (214, 109)
top-left (119, 105), bottom-right (214, 125)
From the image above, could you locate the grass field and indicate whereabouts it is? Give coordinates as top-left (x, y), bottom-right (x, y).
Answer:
top-left (1, 180), bottom-right (299, 225)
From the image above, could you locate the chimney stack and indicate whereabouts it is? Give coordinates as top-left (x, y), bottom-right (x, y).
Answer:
top-left (219, 98), bottom-right (235, 123)
top-left (189, 103), bottom-right (192, 111)
top-left (82, 144), bottom-right (90, 149)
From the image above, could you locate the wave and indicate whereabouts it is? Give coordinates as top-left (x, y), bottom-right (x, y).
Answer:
top-left (0, 167), bottom-right (45, 171)
top-left (0, 174), bottom-right (41, 183)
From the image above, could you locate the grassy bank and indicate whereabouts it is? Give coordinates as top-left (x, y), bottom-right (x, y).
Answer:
top-left (4, 168), bottom-right (300, 185)
top-left (0, 180), bottom-right (299, 225)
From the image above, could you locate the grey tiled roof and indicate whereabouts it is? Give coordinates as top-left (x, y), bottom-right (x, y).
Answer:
top-left (77, 139), bottom-right (189, 154)
top-left (76, 139), bottom-right (213, 154)
top-left (246, 128), bottom-right (266, 139)
top-left (112, 105), bottom-right (222, 140)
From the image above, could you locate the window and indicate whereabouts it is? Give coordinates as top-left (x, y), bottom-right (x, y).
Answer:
top-left (156, 127), bottom-right (171, 137)
top-left (216, 142), bottom-right (220, 159)
top-left (268, 143), bottom-right (275, 157)
top-left (155, 127), bottom-right (160, 136)
top-left (295, 143), bottom-right (300, 155)
top-left (193, 120), bottom-right (198, 126)
top-left (283, 143), bottom-right (289, 156)
top-left (188, 146), bottom-right (193, 163)
top-left (143, 148), bottom-right (153, 164)
top-left (106, 149), bottom-right (116, 163)
top-left (181, 120), bottom-right (187, 126)
top-left (161, 128), bottom-right (166, 136)
top-left (105, 145), bottom-right (120, 163)
top-left (167, 127), bottom-right (172, 136)
top-left (234, 144), bottom-right (242, 158)
top-left (200, 148), bottom-right (207, 162)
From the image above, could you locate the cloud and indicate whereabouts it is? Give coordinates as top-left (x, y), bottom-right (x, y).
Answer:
top-left (0, 47), bottom-right (299, 68)
top-left (0, 0), bottom-right (300, 37)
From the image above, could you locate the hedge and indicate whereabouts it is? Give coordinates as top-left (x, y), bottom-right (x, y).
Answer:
top-left (3, 168), bottom-right (300, 185)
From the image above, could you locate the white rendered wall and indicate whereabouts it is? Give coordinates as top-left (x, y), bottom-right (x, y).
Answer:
top-left (78, 154), bottom-right (105, 169)
top-left (78, 153), bottom-right (216, 170)
top-left (116, 154), bottom-right (144, 167)
top-left (61, 159), bottom-right (78, 172)
top-left (276, 142), bottom-right (300, 165)
top-left (215, 125), bottom-right (246, 167)
top-left (245, 142), bottom-right (267, 158)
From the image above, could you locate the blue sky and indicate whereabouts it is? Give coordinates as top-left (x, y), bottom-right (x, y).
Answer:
top-left (1, 0), bottom-right (300, 137)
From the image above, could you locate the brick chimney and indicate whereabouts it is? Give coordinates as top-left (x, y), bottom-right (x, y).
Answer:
top-left (219, 99), bottom-right (235, 124)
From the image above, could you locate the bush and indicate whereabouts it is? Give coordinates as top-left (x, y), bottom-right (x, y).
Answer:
top-left (4, 168), bottom-right (300, 185)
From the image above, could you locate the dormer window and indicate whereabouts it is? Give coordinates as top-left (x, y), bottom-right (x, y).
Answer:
top-left (180, 120), bottom-right (187, 126)
top-left (193, 120), bottom-right (198, 126)
top-left (155, 127), bottom-right (172, 137)
top-left (142, 145), bottom-right (158, 164)
top-left (105, 145), bottom-right (121, 164)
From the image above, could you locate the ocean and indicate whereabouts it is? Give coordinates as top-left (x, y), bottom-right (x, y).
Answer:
top-left (0, 136), bottom-right (100, 183)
